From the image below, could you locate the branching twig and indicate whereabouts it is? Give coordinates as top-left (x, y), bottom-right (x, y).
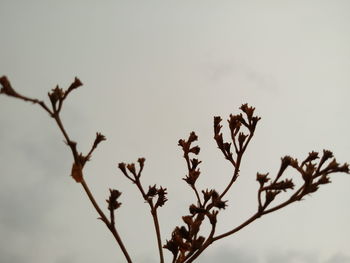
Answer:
top-left (2, 76), bottom-right (349, 263)
top-left (0, 76), bottom-right (133, 263)
top-left (118, 159), bottom-right (166, 263)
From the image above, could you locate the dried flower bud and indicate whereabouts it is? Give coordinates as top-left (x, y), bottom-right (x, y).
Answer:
top-left (257, 173), bottom-right (269, 186)
top-left (190, 218), bottom-right (202, 237)
top-left (340, 163), bottom-right (349, 173)
top-left (190, 158), bottom-right (201, 169)
top-left (155, 187), bottom-right (168, 208)
top-left (250, 116), bottom-right (261, 131)
top-left (71, 162), bottom-right (83, 183)
top-left (138, 157), bottom-right (146, 168)
top-left (183, 169), bottom-right (201, 186)
top-left (48, 86), bottom-right (64, 107)
top-left (0, 76), bottom-right (17, 96)
top-left (223, 142), bottom-right (231, 153)
top-left (107, 189), bottom-right (122, 210)
top-left (211, 190), bottom-right (219, 200)
top-left (326, 159), bottom-right (339, 170)
top-left (208, 210), bottom-right (219, 225)
top-left (202, 189), bottom-right (214, 203)
top-left (213, 199), bottom-right (227, 209)
top-left (189, 146), bottom-right (200, 155)
top-left (188, 204), bottom-right (205, 215)
top-left (213, 116), bottom-right (222, 135)
top-left (118, 162), bottom-right (127, 175)
top-left (304, 151), bottom-right (319, 164)
top-left (318, 150), bottom-right (334, 168)
top-left (188, 132), bottom-right (198, 143)
top-left (182, 216), bottom-right (193, 227)
top-left (127, 163), bottom-right (136, 175)
top-left (280, 156), bottom-right (293, 171)
top-left (214, 133), bottom-right (224, 149)
top-left (146, 184), bottom-right (158, 197)
top-left (266, 179), bottom-right (294, 192)
top-left (240, 103), bottom-right (255, 122)
top-left (318, 175), bottom-right (331, 185)
top-left (179, 226), bottom-right (190, 240)
top-left (238, 132), bottom-right (247, 149)
top-left (323, 150), bottom-right (333, 160)
top-left (67, 77), bottom-right (83, 93)
top-left (265, 190), bottom-right (280, 205)
top-left (93, 132), bottom-right (106, 148)
top-left (210, 190), bottom-right (227, 209)
top-left (290, 158), bottom-right (299, 168)
top-left (303, 163), bottom-right (316, 181)
top-left (178, 139), bottom-right (186, 148)
top-left (163, 240), bottom-right (178, 256)
top-left (228, 114), bottom-right (241, 134)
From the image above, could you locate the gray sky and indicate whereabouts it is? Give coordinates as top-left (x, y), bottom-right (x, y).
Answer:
top-left (1, 1), bottom-right (350, 262)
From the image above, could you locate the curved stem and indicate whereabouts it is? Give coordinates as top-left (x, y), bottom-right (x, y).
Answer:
top-left (219, 154), bottom-right (242, 199)
top-left (212, 212), bottom-right (261, 242)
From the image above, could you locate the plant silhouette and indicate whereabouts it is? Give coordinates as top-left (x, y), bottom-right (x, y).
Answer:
top-left (1, 76), bottom-right (349, 263)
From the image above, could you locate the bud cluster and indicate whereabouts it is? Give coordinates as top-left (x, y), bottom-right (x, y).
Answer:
top-left (107, 189), bottom-right (122, 211)
top-left (257, 150), bottom-right (349, 211)
top-left (178, 132), bottom-right (202, 186)
top-left (118, 158), bottom-right (168, 209)
top-left (214, 104), bottom-right (261, 166)
top-left (48, 77), bottom-right (82, 113)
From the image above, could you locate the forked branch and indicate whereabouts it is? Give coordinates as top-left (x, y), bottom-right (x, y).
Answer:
top-left (0, 76), bottom-right (132, 263)
top-left (1, 76), bottom-right (349, 263)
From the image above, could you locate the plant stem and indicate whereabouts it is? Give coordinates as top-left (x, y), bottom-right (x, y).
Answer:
top-left (152, 208), bottom-right (165, 263)
top-left (81, 179), bottom-right (133, 263)
top-left (134, 179), bottom-right (165, 263)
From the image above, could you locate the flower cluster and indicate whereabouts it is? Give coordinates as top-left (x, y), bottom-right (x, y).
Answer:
top-left (214, 104), bottom-right (261, 166)
top-left (178, 132), bottom-right (202, 186)
top-left (257, 150), bottom-right (349, 212)
top-left (48, 77), bottom-right (82, 113)
top-left (118, 159), bottom-right (168, 208)
top-left (107, 189), bottom-right (122, 211)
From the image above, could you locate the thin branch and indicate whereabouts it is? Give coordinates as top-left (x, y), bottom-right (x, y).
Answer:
top-left (219, 155), bottom-right (241, 199)
top-left (120, 164), bottom-right (165, 263)
top-left (212, 212), bottom-right (261, 242)
top-left (152, 208), bottom-right (165, 263)
top-left (1, 77), bottom-right (133, 263)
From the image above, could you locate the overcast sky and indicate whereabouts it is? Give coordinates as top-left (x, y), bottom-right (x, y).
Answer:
top-left (1, 1), bottom-right (350, 263)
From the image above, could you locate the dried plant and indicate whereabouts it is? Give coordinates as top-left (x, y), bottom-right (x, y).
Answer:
top-left (1, 76), bottom-right (349, 263)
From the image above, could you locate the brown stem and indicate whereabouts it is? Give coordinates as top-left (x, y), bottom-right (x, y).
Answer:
top-left (219, 131), bottom-right (254, 200)
top-left (81, 180), bottom-right (133, 263)
top-left (151, 208), bottom-right (165, 263)
top-left (192, 185), bottom-right (203, 207)
top-left (0, 80), bottom-right (133, 263)
top-left (52, 114), bottom-right (79, 162)
top-left (219, 154), bottom-right (242, 199)
top-left (133, 178), bottom-right (164, 263)
top-left (262, 186), bottom-right (304, 215)
top-left (212, 212), bottom-right (261, 242)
